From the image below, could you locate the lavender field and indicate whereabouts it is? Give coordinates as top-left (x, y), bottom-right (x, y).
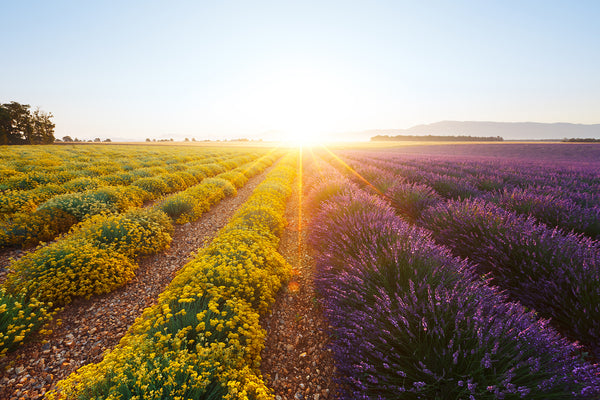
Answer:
top-left (305, 143), bottom-right (600, 399)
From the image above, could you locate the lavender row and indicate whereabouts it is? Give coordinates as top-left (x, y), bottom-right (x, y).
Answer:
top-left (345, 150), bottom-right (600, 203)
top-left (333, 155), bottom-right (600, 358)
top-left (344, 153), bottom-right (600, 238)
top-left (306, 172), bottom-right (600, 399)
top-left (346, 151), bottom-right (600, 207)
top-left (419, 198), bottom-right (600, 357)
top-left (484, 187), bottom-right (600, 238)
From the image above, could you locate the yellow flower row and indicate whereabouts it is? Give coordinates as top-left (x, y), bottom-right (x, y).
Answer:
top-left (0, 145), bottom-right (249, 212)
top-left (0, 145), bottom-right (247, 191)
top-left (0, 150), bottom-right (280, 356)
top-left (48, 151), bottom-right (298, 400)
top-left (155, 154), bottom-right (281, 224)
top-left (4, 208), bottom-right (174, 305)
top-left (0, 152), bottom-right (263, 248)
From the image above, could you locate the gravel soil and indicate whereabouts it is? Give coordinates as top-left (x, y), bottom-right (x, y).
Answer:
top-left (260, 172), bottom-right (338, 400)
top-left (0, 165), bottom-right (274, 400)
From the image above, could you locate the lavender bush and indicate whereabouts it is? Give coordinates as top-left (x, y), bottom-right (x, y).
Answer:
top-left (487, 187), bottom-right (600, 238)
top-left (385, 182), bottom-right (443, 222)
top-left (420, 198), bottom-right (600, 357)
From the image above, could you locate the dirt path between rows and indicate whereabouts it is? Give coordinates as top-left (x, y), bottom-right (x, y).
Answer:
top-left (261, 167), bottom-right (338, 400)
top-left (0, 164), bottom-right (275, 400)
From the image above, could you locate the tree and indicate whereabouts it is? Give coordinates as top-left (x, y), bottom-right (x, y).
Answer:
top-left (94, 137), bottom-right (101, 142)
top-left (0, 102), bottom-right (31, 144)
top-left (30, 108), bottom-right (55, 144)
top-left (103, 138), bottom-right (111, 142)
top-left (0, 106), bottom-right (11, 145)
top-left (0, 101), bottom-right (55, 144)
top-left (62, 136), bottom-right (73, 142)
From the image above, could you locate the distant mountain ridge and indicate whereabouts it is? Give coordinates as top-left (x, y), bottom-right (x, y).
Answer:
top-left (364, 121), bottom-right (600, 140)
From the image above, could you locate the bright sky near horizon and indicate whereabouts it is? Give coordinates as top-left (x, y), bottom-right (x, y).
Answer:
top-left (2, 1), bottom-right (599, 142)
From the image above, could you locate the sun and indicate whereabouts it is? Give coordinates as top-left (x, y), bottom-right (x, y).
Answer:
top-left (234, 61), bottom-right (354, 147)
top-left (280, 127), bottom-right (325, 147)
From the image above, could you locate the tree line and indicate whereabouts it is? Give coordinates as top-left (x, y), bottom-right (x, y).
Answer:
top-left (561, 138), bottom-right (600, 143)
top-left (59, 136), bottom-right (111, 143)
top-left (371, 134), bottom-right (504, 142)
top-left (0, 101), bottom-right (55, 145)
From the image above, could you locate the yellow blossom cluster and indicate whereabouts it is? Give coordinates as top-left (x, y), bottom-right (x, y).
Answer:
top-left (48, 151), bottom-right (298, 400)
top-left (0, 287), bottom-right (54, 357)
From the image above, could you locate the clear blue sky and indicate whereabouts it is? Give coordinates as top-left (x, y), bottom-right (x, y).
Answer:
top-left (2, 0), bottom-right (599, 141)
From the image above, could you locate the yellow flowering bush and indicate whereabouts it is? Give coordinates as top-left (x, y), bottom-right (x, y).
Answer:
top-left (192, 178), bottom-right (237, 204)
top-left (226, 203), bottom-right (285, 237)
top-left (3, 171), bottom-right (50, 191)
top-left (156, 153), bottom-right (283, 225)
top-left (0, 186), bottom-right (149, 249)
top-left (159, 173), bottom-right (188, 194)
top-left (194, 162), bottom-right (227, 177)
top-left (49, 283), bottom-right (269, 399)
top-left (218, 171), bottom-right (249, 188)
top-left (49, 151), bottom-right (297, 400)
top-left (170, 171), bottom-right (198, 188)
top-left (132, 176), bottom-right (170, 196)
top-left (159, 192), bottom-right (210, 224)
top-left (0, 167), bottom-right (21, 185)
top-left (0, 190), bottom-right (37, 215)
top-left (37, 186), bottom-right (146, 222)
top-left (194, 231), bottom-right (290, 314)
top-left (3, 206), bottom-right (173, 305)
top-left (0, 207), bottom-right (78, 247)
top-left (77, 208), bottom-right (173, 258)
top-left (0, 184), bottom-right (67, 215)
top-left (5, 238), bottom-right (138, 305)
top-left (0, 288), bottom-right (53, 357)
top-left (62, 177), bottom-right (102, 192)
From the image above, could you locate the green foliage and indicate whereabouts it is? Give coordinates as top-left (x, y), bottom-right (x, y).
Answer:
top-left (0, 101), bottom-right (55, 145)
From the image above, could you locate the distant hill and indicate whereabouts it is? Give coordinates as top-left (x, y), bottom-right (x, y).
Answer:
top-left (364, 121), bottom-right (600, 141)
